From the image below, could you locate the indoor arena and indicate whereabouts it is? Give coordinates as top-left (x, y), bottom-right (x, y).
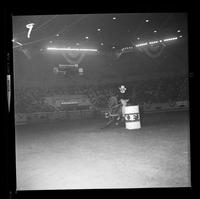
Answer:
top-left (12, 13), bottom-right (190, 190)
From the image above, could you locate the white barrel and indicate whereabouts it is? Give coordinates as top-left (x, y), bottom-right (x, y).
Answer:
top-left (124, 105), bottom-right (141, 130)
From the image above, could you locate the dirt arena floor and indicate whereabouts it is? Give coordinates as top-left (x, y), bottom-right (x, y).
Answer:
top-left (15, 110), bottom-right (191, 190)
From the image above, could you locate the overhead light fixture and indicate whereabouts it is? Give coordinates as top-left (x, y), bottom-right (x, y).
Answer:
top-left (97, 28), bottom-right (101, 31)
top-left (135, 42), bottom-right (148, 47)
top-left (12, 39), bottom-right (23, 46)
top-left (149, 41), bottom-right (158, 45)
top-left (135, 36), bottom-right (178, 48)
top-left (49, 41), bottom-right (53, 43)
top-left (179, 35), bottom-right (183, 38)
top-left (137, 37), bottom-right (140, 40)
top-left (47, 47), bottom-right (98, 52)
top-left (145, 19), bottom-right (149, 22)
top-left (113, 17), bottom-right (116, 20)
top-left (112, 46), bottom-right (115, 49)
top-left (153, 30), bottom-right (157, 33)
top-left (85, 36), bottom-right (89, 39)
top-left (101, 43), bottom-right (104, 46)
top-left (76, 43), bottom-right (80, 45)
top-left (56, 34), bottom-right (60, 36)
top-left (163, 37), bottom-right (177, 42)
top-left (177, 30), bottom-right (181, 33)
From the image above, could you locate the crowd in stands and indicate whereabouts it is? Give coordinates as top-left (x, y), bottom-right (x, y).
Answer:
top-left (134, 76), bottom-right (189, 104)
top-left (14, 88), bottom-right (56, 113)
top-left (14, 76), bottom-right (189, 113)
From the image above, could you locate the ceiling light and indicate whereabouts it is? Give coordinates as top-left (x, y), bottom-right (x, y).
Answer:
top-left (153, 30), bottom-right (157, 33)
top-left (47, 47), bottom-right (98, 52)
top-left (145, 19), bottom-right (149, 22)
top-left (135, 42), bottom-right (148, 47)
top-left (177, 30), bottom-right (181, 33)
top-left (15, 41), bottom-right (23, 46)
top-left (163, 37), bottom-right (178, 42)
top-left (85, 36), bottom-right (89, 39)
top-left (113, 17), bottom-right (116, 20)
top-left (101, 43), bottom-right (104, 45)
top-left (149, 40), bottom-right (158, 44)
top-left (97, 28), bottom-right (101, 31)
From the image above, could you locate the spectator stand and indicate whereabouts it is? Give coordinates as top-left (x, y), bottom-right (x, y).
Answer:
top-left (14, 76), bottom-right (189, 125)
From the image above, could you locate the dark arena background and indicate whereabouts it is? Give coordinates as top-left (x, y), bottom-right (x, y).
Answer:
top-left (12, 13), bottom-right (190, 190)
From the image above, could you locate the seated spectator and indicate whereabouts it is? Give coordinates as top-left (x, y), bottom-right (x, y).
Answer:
top-left (14, 76), bottom-right (188, 114)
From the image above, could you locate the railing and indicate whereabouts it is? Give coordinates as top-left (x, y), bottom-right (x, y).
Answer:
top-left (143, 100), bottom-right (189, 113)
top-left (15, 109), bottom-right (95, 125)
top-left (15, 100), bottom-right (189, 125)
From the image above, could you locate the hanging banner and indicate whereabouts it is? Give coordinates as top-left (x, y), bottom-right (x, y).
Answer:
top-left (139, 43), bottom-right (165, 58)
top-left (62, 51), bottom-right (85, 64)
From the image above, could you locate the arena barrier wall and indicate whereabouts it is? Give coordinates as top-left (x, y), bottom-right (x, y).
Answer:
top-left (68, 110), bottom-right (82, 120)
top-left (15, 111), bottom-right (66, 125)
top-left (15, 100), bottom-right (189, 125)
top-left (68, 109), bottom-right (94, 120)
top-left (46, 111), bottom-right (66, 120)
top-left (80, 109), bottom-right (94, 118)
top-left (143, 100), bottom-right (189, 113)
top-left (98, 100), bottom-right (189, 116)
top-left (15, 113), bottom-right (27, 125)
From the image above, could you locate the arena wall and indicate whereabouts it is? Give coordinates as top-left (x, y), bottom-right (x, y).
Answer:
top-left (15, 100), bottom-right (189, 125)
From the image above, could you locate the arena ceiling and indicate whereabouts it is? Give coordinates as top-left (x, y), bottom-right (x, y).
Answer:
top-left (12, 13), bottom-right (188, 80)
top-left (12, 13), bottom-right (187, 50)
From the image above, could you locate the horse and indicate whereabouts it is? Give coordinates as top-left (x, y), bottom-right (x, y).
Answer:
top-left (102, 98), bottom-right (129, 128)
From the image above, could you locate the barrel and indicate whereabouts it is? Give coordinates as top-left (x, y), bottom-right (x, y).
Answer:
top-left (124, 105), bottom-right (141, 130)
